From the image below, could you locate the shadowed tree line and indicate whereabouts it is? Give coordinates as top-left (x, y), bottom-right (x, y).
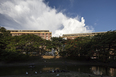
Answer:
top-left (60, 31), bottom-right (116, 62)
top-left (0, 27), bottom-right (116, 63)
top-left (0, 27), bottom-right (66, 62)
top-left (0, 27), bottom-right (52, 62)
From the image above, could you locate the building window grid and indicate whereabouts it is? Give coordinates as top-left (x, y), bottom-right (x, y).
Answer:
top-left (9, 32), bottom-right (51, 40)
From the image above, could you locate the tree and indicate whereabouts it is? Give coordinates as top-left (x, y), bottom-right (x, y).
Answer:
top-left (90, 31), bottom-right (116, 62)
top-left (0, 27), bottom-right (12, 61)
top-left (51, 37), bottom-right (65, 55)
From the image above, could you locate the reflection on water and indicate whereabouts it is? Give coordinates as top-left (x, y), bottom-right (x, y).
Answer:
top-left (90, 66), bottom-right (116, 76)
top-left (109, 68), bottom-right (116, 76)
top-left (0, 65), bottom-right (116, 76)
top-left (91, 67), bottom-right (103, 75)
top-left (42, 67), bottom-right (60, 71)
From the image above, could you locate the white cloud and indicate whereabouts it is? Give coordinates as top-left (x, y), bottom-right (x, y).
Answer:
top-left (0, 0), bottom-right (93, 37)
top-left (54, 17), bottom-right (93, 36)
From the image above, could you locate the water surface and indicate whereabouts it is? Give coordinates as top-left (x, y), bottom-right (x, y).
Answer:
top-left (0, 65), bottom-right (116, 76)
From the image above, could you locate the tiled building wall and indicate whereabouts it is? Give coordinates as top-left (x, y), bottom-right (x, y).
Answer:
top-left (63, 32), bottom-right (106, 40)
top-left (11, 32), bottom-right (52, 40)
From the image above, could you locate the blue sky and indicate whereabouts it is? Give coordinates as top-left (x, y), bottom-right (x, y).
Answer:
top-left (0, 0), bottom-right (116, 36)
top-left (45, 0), bottom-right (116, 32)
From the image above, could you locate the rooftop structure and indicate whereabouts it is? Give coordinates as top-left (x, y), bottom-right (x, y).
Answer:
top-left (8, 30), bottom-right (49, 32)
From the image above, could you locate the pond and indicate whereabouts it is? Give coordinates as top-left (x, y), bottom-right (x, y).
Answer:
top-left (0, 64), bottom-right (116, 76)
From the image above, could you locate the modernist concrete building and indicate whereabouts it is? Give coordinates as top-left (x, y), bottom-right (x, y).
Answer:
top-left (62, 32), bottom-right (106, 40)
top-left (7, 30), bottom-right (52, 40)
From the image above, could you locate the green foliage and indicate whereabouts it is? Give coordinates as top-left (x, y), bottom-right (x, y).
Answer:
top-left (64, 37), bottom-right (91, 60)
top-left (91, 31), bottom-right (116, 62)
top-left (61, 31), bottom-right (116, 62)
top-left (0, 27), bottom-right (46, 62)
top-left (1, 27), bottom-right (116, 63)
top-left (50, 37), bottom-right (66, 55)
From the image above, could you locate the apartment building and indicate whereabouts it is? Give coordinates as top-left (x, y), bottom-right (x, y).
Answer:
top-left (62, 32), bottom-right (106, 40)
top-left (8, 30), bottom-right (52, 40)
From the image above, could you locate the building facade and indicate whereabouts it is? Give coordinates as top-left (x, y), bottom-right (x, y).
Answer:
top-left (8, 30), bottom-right (52, 40)
top-left (62, 32), bottom-right (106, 40)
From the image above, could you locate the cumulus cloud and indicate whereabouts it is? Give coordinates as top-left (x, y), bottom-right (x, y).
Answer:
top-left (0, 0), bottom-right (93, 37)
top-left (54, 17), bottom-right (93, 36)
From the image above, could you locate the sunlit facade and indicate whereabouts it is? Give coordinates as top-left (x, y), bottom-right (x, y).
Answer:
top-left (62, 32), bottom-right (106, 40)
top-left (8, 30), bottom-right (52, 40)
